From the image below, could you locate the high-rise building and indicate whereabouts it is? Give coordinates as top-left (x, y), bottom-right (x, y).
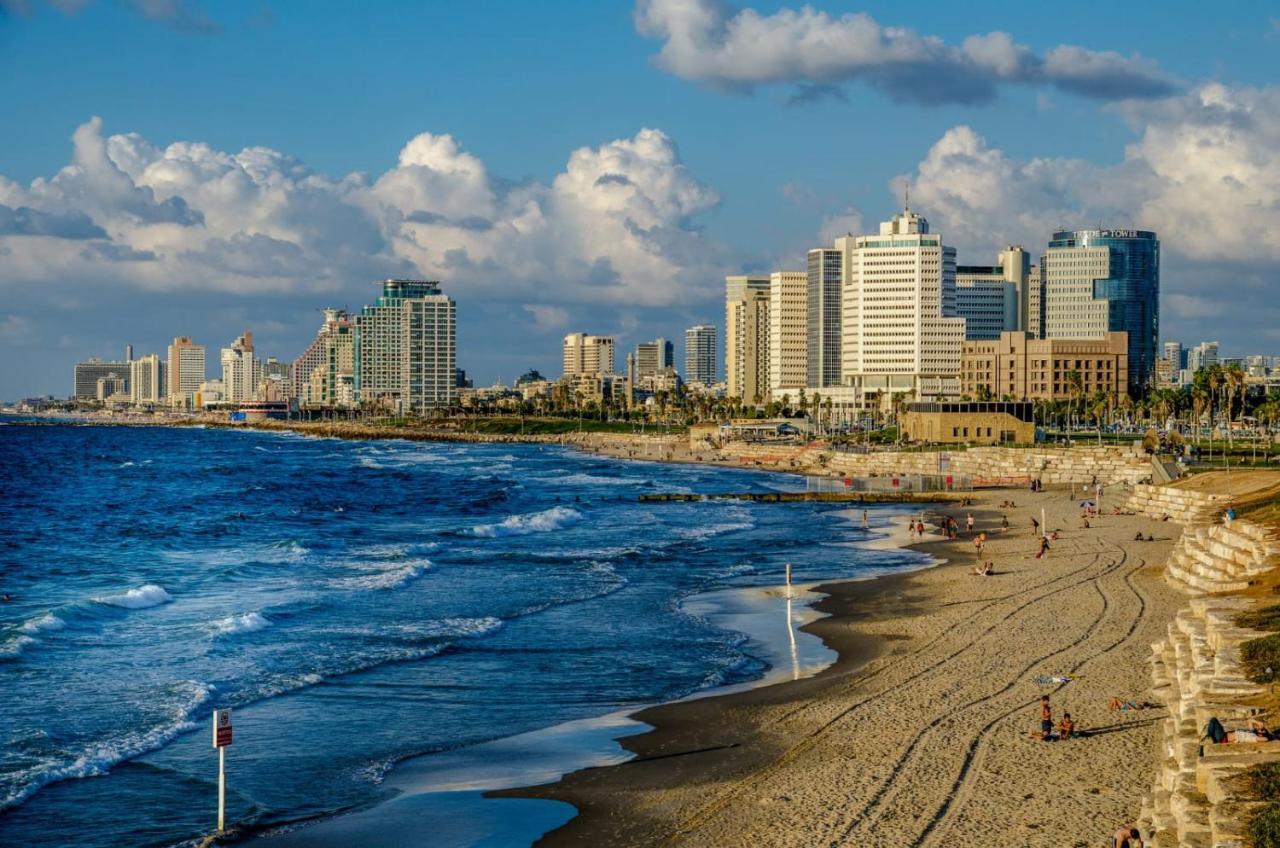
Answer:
top-left (768, 270), bottom-right (808, 400)
top-left (1025, 263), bottom-right (1043, 338)
top-left (1041, 228), bottom-right (1159, 389)
top-left (73, 358), bottom-right (129, 399)
top-left (562, 333), bottom-right (615, 377)
top-left (1163, 341), bottom-right (1185, 370)
top-left (955, 247), bottom-right (1026, 340)
top-left (806, 248), bottom-right (842, 387)
top-left (302, 312), bottom-right (355, 407)
top-left (293, 309), bottom-right (354, 404)
top-left (355, 280), bottom-right (457, 412)
top-left (961, 331), bottom-right (1128, 401)
top-left (684, 325), bottom-right (717, 386)
top-left (725, 275), bottom-right (771, 401)
top-left (220, 330), bottom-right (260, 403)
top-left (840, 206), bottom-right (967, 407)
top-left (129, 354), bottom-right (166, 404)
top-left (634, 337), bottom-right (674, 378)
top-left (166, 337), bottom-right (205, 405)
top-left (1187, 341), bottom-right (1220, 374)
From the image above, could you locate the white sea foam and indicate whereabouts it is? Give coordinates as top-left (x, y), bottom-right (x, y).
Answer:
top-left (0, 634), bottom-right (36, 659)
top-left (0, 679), bottom-right (211, 811)
top-left (329, 560), bottom-right (431, 591)
top-left (95, 584), bottom-right (173, 609)
top-left (118, 461), bottom-right (135, 468)
top-left (19, 613), bottom-right (66, 635)
top-left (211, 612), bottom-right (272, 636)
top-left (470, 506), bottom-right (582, 538)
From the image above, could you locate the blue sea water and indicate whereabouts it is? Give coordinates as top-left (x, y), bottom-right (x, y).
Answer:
top-left (0, 422), bottom-right (929, 847)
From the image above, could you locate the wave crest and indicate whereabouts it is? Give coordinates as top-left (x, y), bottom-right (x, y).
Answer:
top-left (212, 612), bottom-right (272, 636)
top-left (470, 506), bottom-right (582, 538)
top-left (95, 584), bottom-right (173, 609)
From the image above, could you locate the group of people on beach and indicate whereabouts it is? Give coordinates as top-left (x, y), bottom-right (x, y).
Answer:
top-left (1031, 694), bottom-right (1076, 742)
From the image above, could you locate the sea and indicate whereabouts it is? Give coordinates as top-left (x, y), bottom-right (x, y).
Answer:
top-left (0, 421), bottom-right (931, 847)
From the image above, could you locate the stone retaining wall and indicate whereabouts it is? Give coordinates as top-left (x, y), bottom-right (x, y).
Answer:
top-left (1139, 517), bottom-right (1280, 847)
top-left (1127, 484), bottom-right (1229, 528)
top-left (819, 444), bottom-right (1151, 486)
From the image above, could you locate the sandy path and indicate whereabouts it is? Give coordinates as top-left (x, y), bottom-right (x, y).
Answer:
top-left (526, 489), bottom-right (1184, 847)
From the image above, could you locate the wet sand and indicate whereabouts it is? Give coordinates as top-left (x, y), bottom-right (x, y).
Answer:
top-left (506, 488), bottom-right (1184, 847)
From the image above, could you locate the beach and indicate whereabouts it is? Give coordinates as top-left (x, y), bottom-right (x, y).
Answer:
top-left (508, 486), bottom-right (1185, 847)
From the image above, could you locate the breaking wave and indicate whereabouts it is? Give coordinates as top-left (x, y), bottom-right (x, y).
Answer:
top-left (95, 584), bottom-right (173, 610)
top-left (469, 506), bottom-right (582, 538)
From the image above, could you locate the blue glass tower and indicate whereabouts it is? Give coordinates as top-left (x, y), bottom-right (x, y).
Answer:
top-left (1043, 229), bottom-right (1159, 391)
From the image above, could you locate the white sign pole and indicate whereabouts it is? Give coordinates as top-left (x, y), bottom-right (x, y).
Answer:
top-left (212, 708), bottom-right (233, 833)
top-left (1041, 507), bottom-right (1047, 539)
top-left (218, 746), bottom-right (225, 832)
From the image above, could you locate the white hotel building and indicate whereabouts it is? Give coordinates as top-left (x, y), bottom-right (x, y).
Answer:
top-left (839, 207), bottom-right (966, 410)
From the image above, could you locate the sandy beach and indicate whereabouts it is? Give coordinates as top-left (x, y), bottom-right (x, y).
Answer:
top-left (508, 486), bottom-right (1184, 847)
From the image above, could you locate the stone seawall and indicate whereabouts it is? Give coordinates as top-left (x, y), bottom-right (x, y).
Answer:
top-left (1139, 515), bottom-right (1280, 847)
top-left (810, 444), bottom-right (1152, 486)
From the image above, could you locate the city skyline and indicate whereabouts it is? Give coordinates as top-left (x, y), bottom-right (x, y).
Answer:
top-left (2, 0), bottom-right (1279, 399)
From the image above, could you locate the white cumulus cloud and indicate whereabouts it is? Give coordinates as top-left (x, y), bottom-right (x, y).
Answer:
top-left (635, 0), bottom-right (1176, 105)
top-left (0, 119), bottom-right (723, 307)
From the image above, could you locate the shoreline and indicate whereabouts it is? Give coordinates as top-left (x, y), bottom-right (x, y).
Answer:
top-left (255, 511), bottom-right (925, 847)
top-left (503, 487), bottom-right (1183, 847)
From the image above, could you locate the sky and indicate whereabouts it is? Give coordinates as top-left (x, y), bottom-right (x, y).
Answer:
top-left (1, 0), bottom-right (1278, 399)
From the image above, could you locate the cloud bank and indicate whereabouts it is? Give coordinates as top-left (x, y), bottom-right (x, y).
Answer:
top-left (900, 82), bottom-right (1280, 342)
top-left (0, 119), bottom-right (722, 308)
top-left (635, 0), bottom-right (1177, 105)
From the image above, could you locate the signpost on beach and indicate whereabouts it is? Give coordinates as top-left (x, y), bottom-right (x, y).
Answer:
top-left (212, 708), bottom-right (232, 832)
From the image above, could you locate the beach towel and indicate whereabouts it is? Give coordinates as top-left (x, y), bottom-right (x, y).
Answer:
top-left (1035, 675), bottom-right (1072, 685)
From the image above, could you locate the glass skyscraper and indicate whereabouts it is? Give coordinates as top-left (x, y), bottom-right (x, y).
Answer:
top-left (1041, 228), bottom-right (1159, 390)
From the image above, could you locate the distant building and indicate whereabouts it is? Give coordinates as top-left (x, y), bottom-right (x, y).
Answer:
top-left (130, 353), bottom-right (166, 405)
top-left (354, 280), bottom-right (457, 412)
top-left (562, 333), bottom-right (615, 377)
top-left (725, 275), bottom-right (771, 402)
top-left (806, 248), bottom-right (842, 388)
top-left (684, 324), bottom-right (717, 386)
top-left (166, 337), bottom-right (205, 406)
top-left (73, 358), bottom-right (129, 399)
top-left (1040, 228), bottom-right (1159, 389)
top-left (95, 375), bottom-right (125, 402)
top-left (1164, 341), bottom-right (1186, 370)
top-left (635, 337), bottom-right (674, 378)
top-left (960, 331), bottom-right (1128, 402)
top-left (839, 206), bottom-right (966, 408)
top-left (955, 247), bottom-right (1027, 340)
top-left (899, 401), bottom-right (1037, 446)
top-left (768, 270), bottom-right (808, 401)
top-left (1187, 340), bottom-right (1220, 374)
top-left (293, 309), bottom-right (354, 406)
top-left (220, 331), bottom-right (259, 404)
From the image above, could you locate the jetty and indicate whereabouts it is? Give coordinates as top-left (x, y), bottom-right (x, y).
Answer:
top-left (638, 491), bottom-right (962, 504)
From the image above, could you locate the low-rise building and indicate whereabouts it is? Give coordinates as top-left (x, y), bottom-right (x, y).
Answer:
top-left (899, 401), bottom-right (1037, 445)
top-left (960, 331), bottom-right (1128, 401)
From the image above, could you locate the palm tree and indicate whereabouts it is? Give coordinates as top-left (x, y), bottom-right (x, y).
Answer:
top-left (1225, 363), bottom-right (1246, 449)
top-left (1066, 370), bottom-right (1084, 430)
top-left (1192, 387), bottom-right (1209, 458)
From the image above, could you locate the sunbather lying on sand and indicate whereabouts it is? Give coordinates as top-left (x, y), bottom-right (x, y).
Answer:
top-left (1109, 698), bottom-right (1157, 711)
top-left (970, 561), bottom-right (993, 576)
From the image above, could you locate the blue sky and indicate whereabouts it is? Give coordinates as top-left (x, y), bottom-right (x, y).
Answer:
top-left (1, 0), bottom-right (1278, 398)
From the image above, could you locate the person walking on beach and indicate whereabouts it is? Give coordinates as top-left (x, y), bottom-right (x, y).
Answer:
top-left (965, 513), bottom-right (974, 535)
top-left (862, 510), bottom-right (869, 529)
top-left (973, 532), bottom-right (986, 558)
top-left (1030, 515), bottom-right (1040, 535)
top-left (1000, 514), bottom-right (1009, 533)
top-left (1036, 536), bottom-right (1051, 559)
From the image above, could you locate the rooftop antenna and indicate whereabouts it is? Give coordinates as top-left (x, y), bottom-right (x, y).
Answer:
top-left (904, 180), bottom-right (910, 212)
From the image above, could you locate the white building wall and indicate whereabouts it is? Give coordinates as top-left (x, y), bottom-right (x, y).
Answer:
top-left (768, 271), bottom-right (808, 400)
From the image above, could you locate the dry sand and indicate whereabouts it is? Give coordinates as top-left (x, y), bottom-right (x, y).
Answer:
top-left (507, 487), bottom-right (1184, 847)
